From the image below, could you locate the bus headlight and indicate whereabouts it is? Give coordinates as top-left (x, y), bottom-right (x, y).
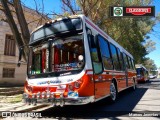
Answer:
top-left (60, 93), bottom-right (63, 98)
top-left (47, 91), bottom-right (50, 98)
top-left (23, 93), bottom-right (28, 99)
top-left (74, 79), bottom-right (83, 89)
top-left (51, 92), bottom-right (54, 98)
top-left (32, 93), bottom-right (36, 98)
top-left (68, 84), bottom-right (74, 91)
top-left (37, 92), bottom-right (40, 99)
top-left (26, 86), bottom-right (33, 92)
top-left (74, 81), bottom-right (80, 88)
top-left (42, 92), bottom-right (46, 98)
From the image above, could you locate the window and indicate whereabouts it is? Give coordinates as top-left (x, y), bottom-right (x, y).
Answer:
top-left (3, 68), bottom-right (15, 78)
top-left (28, 46), bottom-right (49, 75)
top-left (4, 34), bottom-right (16, 56)
top-left (33, 50), bottom-right (42, 74)
top-left (117, 48), bottom-right (124, 70)
top-left (52, 35), bottom-right (84, 72)
top-left (110, 44), bottom-right (121, 70)
top-left (131, 59), bottom-right (135, 70)
top-left (136, 68), bottom-right (143, 75)
top-left (122, 53), bottom-right (129, 69)
top-left (87, 30), bottom-right (103, 74)
top-left (28, 35), bottom-right (85, 78)
top-left (128, 57), bottom-right (134, 70)
top-left (127, 56), bottom-right (132, 69)
top-left (98, 35), bottom-right (113, 70)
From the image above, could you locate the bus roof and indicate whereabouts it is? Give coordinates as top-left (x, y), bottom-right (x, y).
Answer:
top-left (135, 64), bottom-right (148, 70)
top-left (31, 14), bottom-right (81, 34)
top-left (31, 14), bottom-right (133, 59)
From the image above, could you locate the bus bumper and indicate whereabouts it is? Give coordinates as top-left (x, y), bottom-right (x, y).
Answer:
top-left (22, 93), bottom-right (94, 107)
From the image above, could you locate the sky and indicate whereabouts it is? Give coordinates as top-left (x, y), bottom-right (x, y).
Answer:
top-left (21, 0), bottom-right (160, 68)
top-left (146, 0), bottom-right (160, 68)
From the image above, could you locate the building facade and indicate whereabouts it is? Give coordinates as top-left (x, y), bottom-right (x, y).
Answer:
top-left (0, 5), bottom-right (48, 86)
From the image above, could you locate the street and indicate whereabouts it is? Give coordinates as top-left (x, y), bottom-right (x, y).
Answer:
top-left (2, 78), bottom-right (160, 120)
top-left (38, 78), bottom-right (160, 119)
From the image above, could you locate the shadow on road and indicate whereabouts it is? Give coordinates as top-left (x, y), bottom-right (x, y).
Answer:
top-left (150, 80), bottom-right (160, 83)
top-left (40, 88), bottom-right (148, 119)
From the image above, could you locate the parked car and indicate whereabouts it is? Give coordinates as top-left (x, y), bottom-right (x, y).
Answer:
top-left (149, 74), bottom-right (157, 79)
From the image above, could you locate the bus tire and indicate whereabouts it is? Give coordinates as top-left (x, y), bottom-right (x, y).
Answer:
top-left (132, 78), bottom-right (136, 90)
top-left (110, 82), bottom-right (117, 102)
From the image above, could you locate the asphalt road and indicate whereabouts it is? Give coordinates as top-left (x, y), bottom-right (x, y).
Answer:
top-left (39, 78), bottom-right (160, 119)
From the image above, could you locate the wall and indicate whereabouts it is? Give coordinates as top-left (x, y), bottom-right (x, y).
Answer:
top-left (0, 5), bottom-right (49, 86)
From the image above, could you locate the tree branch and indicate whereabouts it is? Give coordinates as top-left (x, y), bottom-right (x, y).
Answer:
top-left (61, 0), bottom-right (76, 14)
top-left (89, 0), bottom-right (99, 12)
top-left (0, 8), bottom-right (4, 11)
top-left (93, 1), bottom-right (102, 20)
top-left (1, 0), bottom-right (27, 60)
top-left (0, 18), bottom-right (8, 22)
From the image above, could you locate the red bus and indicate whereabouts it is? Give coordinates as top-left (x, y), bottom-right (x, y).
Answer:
top-left (18, 14), bottom-right (137, 106)
top-left (136, 64), bottom-right (149, 83)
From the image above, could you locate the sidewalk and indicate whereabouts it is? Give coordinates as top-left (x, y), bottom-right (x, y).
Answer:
top-left (0, 87), bottom-right (24, 108)
top-left (117, 89), bottom-right (160, 120)
top-left (0, 86), bottom-right (51, 116)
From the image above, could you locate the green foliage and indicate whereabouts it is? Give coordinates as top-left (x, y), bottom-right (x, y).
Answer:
top-left (75, 0), bottom-right (156, 64)
top-left (144, 58), bottom-right (157, 72)
top-left (61, 0), bottom-right (157, 65)
top-left (144, 39), bottom-right (156, 53)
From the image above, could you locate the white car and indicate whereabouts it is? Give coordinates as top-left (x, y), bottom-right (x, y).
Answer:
top-left (149, 75), bottom-right (156, 79)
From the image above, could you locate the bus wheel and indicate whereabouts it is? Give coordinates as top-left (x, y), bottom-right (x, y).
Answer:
top-left (132, 79), bottom-right (136, 90)
top-left (110, 82), bottom-right (117, 102)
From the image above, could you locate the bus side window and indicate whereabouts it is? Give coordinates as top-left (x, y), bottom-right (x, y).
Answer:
top-left (131, 59), bottom-right (136, 70)
top-left (122, 53), bottom-right (129, 69)
top-left (98, 35), bottom-right (113, 70)
top-left (110, 43), bottom-right (121, 70)
top-left (129, 57), bottom-right (134, 70)
top-left (87, 29), bottom-right (103, 74)
top-left (116, 48), bottom-right (124, 71)
top-left (127, 56), bottom-right (132, 70)
top-left (120, 52), bottom-right (125, 71)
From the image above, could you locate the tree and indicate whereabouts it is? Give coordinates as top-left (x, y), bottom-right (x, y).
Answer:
top-left (61, 0), bottom-right (156, 64)
top-left (144, 39), bottom-right (156, 53)
top-left (144, 58), bottom-right (157, 73)
top-left (1, 0), bottom-right (29, 60)
top-left (0, 0), bottom-right (49, 60)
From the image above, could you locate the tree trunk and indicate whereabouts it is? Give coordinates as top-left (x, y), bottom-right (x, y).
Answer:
top-left (0, 0), bottom-right (28, 61)
top-left (13, 0), bottom-right (30, 45)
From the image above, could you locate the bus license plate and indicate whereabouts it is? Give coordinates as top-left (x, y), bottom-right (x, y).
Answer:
top-left (68, 91), bottom-right (78, 98)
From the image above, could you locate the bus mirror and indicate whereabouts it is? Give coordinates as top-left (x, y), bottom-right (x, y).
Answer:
top-left (94, 35), bottom-right (99, 46)
top-left (17, 47), bottom-right (23, 67)
top-left (90, 35), bottom-right (96, 48)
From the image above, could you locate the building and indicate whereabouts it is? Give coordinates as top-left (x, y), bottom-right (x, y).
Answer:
top-left (0, 5), bottom-right (48, 86)
top-left (158, 69), bottom-right (160, 78)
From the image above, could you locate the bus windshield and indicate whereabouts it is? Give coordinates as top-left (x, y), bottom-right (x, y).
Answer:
top-left (28, 35), bottom-right (85, 78)
top-left (136, 68), bottom-right (143, 75)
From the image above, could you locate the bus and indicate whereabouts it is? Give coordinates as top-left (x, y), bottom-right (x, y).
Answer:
top-left (18, 14), bottom-right (137, 106)
top-left (135, 64), bottom-right (149, 83)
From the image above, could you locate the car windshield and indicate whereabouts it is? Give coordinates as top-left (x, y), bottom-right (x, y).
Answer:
top-left (28, 34), bottom-right (85, 78)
